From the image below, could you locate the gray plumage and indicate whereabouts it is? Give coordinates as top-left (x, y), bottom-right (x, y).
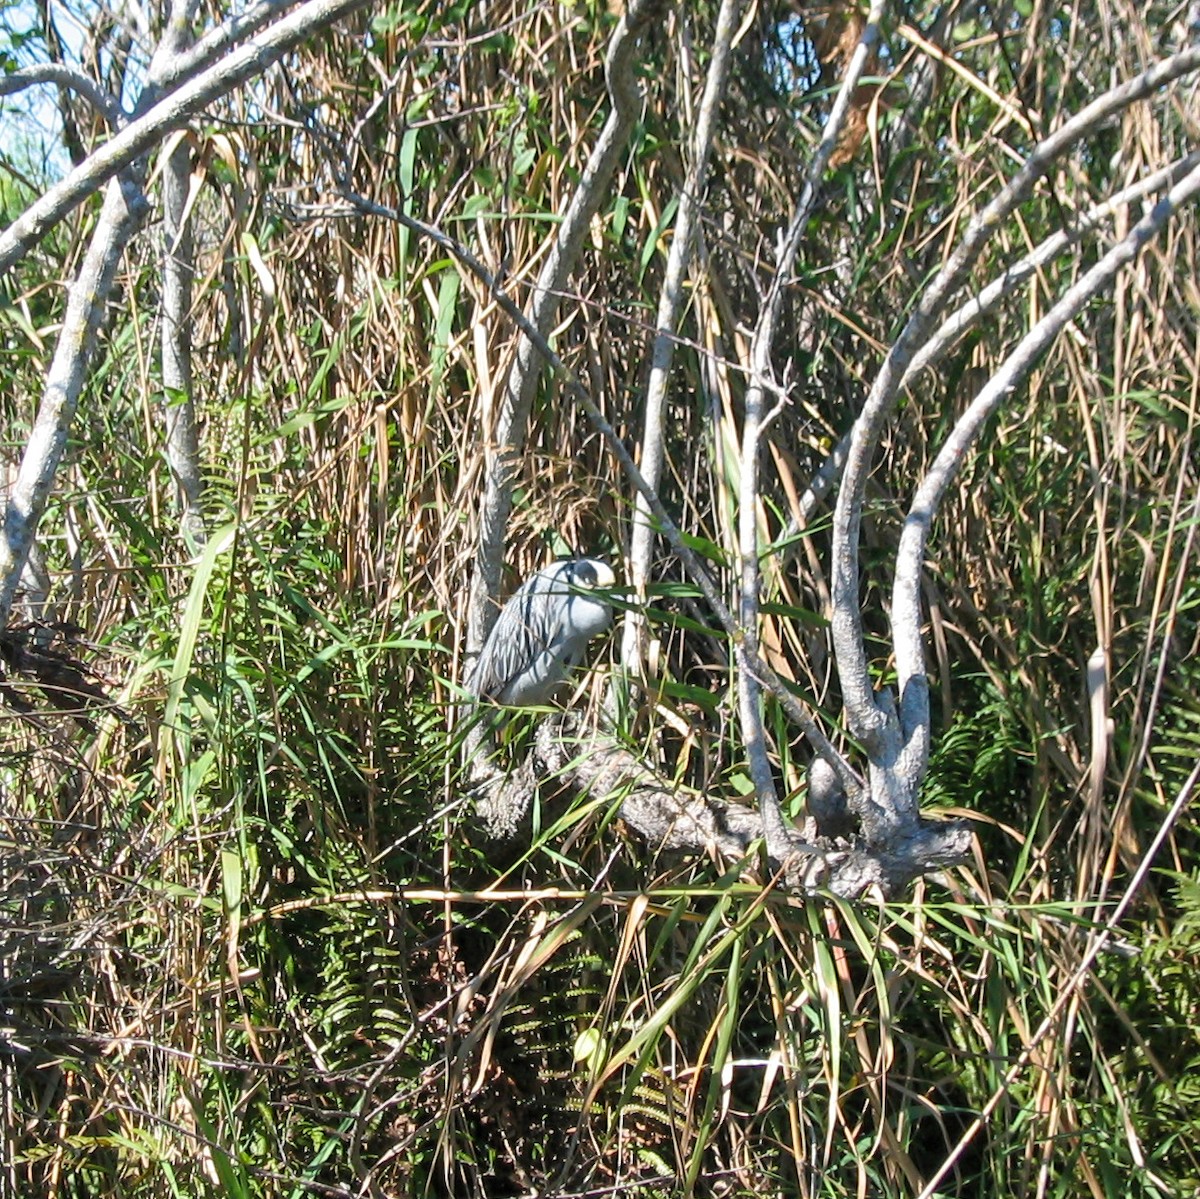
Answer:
top-left (468, 558), bottom-right (617, 707)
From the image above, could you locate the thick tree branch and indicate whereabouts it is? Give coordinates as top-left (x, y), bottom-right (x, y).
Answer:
top-left (829, 43), bottom-right (1200, 751)
top-left (154, 0), bottom-right (298, 93)
top-left (148, 0), bottom-right (208, 554)
top-left (0, 0), bottom-right (368, 625)
top-left (160, 133), bottom-right (207, 549)
top-left (779, 149), bottom-right (1200, 551)
top-left (890, 158), bottom-right (1200, 785)
top-left (904, 150), bottom-right (1200, 389)
top-left (486, 717), bottom-right (969, 898)
top-left (0, 0), bottom-right (371, 279)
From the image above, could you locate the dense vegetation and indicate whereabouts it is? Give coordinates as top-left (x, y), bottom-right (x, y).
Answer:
top-left (2, 0), bottom-right (1199, 1194)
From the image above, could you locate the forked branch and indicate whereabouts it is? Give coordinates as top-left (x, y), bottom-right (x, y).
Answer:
top-left (890, 158), bottom-right (1200, 784)
top-left (829, 43), bottom-right (1200, 751)
top-left (736, 0), bottom-right (883, 859)
top-left (496, 716), bottom-right (971, 899)
top-left (0, 0), bottom-right (377, 624)
top-left (779, 148), bottom-right (1200, 549)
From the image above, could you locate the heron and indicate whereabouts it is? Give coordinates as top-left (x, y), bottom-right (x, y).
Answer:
top-left (468, 557), bottom-right (617, 707)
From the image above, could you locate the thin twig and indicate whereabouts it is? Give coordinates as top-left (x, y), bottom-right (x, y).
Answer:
top-left (736, 0), bottom-right (884, 853)
top-left (916, 757), bottom-right (1200, 1199)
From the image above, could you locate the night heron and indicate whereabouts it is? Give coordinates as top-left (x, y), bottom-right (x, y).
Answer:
top-left (468, 558), bottom-right (617, 707)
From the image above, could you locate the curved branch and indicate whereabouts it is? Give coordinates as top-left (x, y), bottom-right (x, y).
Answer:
top-left (736, 0), bottom-right (883, 856)
top-left (778, 149), bottom-right (1200, 550)
top-left (153, 0), bottom-right (299, 94)
top-left (466, 0), bottom-right (665, 660)
top-left (0, 64), bottom-right (124, 129)
top-left (0, 0), bottom-right (371, 279)
top-left (829, 42), bottom-right (1200, 750)
top-left (904, 149), bottom-right (1200, 388)
top-left (890, 158), bottom-right (1200, 786)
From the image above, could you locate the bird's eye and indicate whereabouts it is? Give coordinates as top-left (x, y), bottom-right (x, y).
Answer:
top-left (574, 562), bottom-right (597, 587)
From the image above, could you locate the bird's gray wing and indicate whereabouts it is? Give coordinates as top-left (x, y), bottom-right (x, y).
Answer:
top-left (467, 575), bottom-right (563, 701)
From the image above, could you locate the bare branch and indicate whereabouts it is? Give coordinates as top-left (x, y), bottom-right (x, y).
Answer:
top-left (779, 149), bottom-right (1200, 551)
top-left (466, 0), bottom-right (665, 662)
top-left (0, 0), bottom-right (371, 279)
top-left (621, 0), bottom-right (741, 679)
top-left (904, 150), bottom-right (1200, 389)
top-left (149, 0), bottom-right (206, 552)
top-left (0, 0), bottom-right (369, 621)
top-left (830, 43), bottom-right (1200, 751)
top-left (890, 158), bottom-right (1200, 787)
top-left (153, 0), bottom-right (297, 94)
top-left (160, 132), bottom-right (207, 549)
top-left (0, 177), bottom-right (148, 629)
top-left (0, 64), bottom-right (124, 129)
top-left (736, 0), bottom-right (883, 856)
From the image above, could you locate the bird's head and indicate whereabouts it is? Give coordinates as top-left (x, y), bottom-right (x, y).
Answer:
top-left (561, 557), bottom-right (617, 594)
top-left (543, 558), bottom-right (619, 634)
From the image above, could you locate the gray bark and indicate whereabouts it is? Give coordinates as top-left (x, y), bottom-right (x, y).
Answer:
top-left (467, 0), bottom-right (665, 660)
top-left (344, 190), bottom-right (859, 798)
top-left (621, 0), bottom-right (741, 681)
top-left (829, 43), bottom-right (1200, 759)
top-left (0, 0), bottom-right (373, 279)
top-left (0, 177), bottom-right (148, 629)
top-left (890, 159), bottom-right (1200, 785)
top-left (0, 64), bottom-right (124, 129)
top-left (0, 0), bottom-right (373, 627)
top-left (473, 716), bottom-right (971, 900)
top-left (778, 149), bottom-right (1200, 551)
top-left (735, 1), bottom-right (883, 858)
top-left (161, 133), bottom-right (207, 549)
